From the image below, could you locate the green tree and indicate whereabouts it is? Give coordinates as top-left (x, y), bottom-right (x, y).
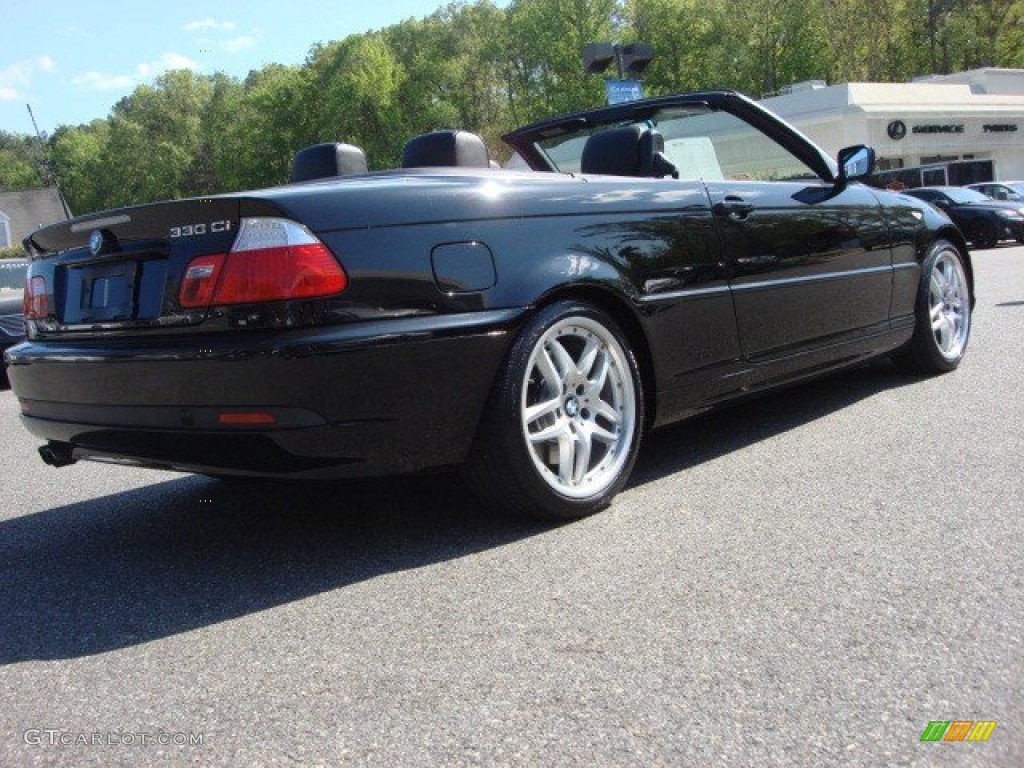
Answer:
top-left (49, 121), bottom-right (111, 214)
top-left (624, 0), bottom-right (743, 94)
top-left (505, 0), bottom-right (617, 122)
top-left (386, 2), bottom-right (511, 156)
top-left (0, 131), bottom-right (47, 191)
top-left (211, 64), bottom-right (312, 190)
top-left (307, 33), bottom-right (408, 168)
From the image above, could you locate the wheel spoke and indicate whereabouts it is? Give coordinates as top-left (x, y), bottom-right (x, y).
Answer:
top-left (577, 336), bottom-right (602, 378)
top-left (557, 430), bottom-right (576, 485)
top-left (524, 396), bottom-right (562, 427)
top-left (935, 315), bottom-right (951, 351)
top-left (536, 348), bottom-right (561, 391)
top-left (587, 353), bottom-right (610, 397)
top-left (527, 418), bottom-right (569, 444)
top-left (547, 339), bottom-right (576, 382)
top-left (930, 302), bottom-right (943, 322)
top-left (572, 430), bottom-right (591, 485)
top-left (594, 400), bottom-right (621, 426)
top-left (940, 259), bottom-right (952, 286)
top-left (588, 422), bottom-right (619, 445)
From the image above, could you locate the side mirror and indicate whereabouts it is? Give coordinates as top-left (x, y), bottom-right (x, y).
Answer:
top-left (836, 145), bottom-right (875, 184)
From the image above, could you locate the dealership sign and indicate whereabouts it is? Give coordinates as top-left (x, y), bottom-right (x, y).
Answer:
top-left (887, 119), bottom-right (1018, 139)
top-left (912, 124), bottom-right (964, 134)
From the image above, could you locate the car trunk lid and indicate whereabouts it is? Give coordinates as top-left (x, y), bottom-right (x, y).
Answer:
top-left (24, 196), bottom-right (284, 337)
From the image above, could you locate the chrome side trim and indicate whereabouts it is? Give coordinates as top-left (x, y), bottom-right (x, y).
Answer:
top-left (640, 263), bottom-right (900, 303)
top-left (730, 264), bottom-right (893, 293)
top-left (639, 285), bottom-right (731, 303)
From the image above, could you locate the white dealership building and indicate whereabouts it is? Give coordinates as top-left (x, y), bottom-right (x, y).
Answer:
top-left (761, 68), bottom-right (1024, 182)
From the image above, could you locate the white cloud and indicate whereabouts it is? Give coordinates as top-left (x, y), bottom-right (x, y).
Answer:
top-left (185, 17), bottom-right (236, 32)
top-left (139, 52), bottom-right (200, 75)
top-left (71, 71), bottom-right (136, 91)
top-left (0, 56), bottom-right (57, 101)
top-left (223, 36), bottom-right (256, 53)
top-left (72, 53), bottom-right (201, 91)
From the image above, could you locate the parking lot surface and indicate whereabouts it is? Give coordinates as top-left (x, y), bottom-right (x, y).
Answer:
top-left (1, 245), bottom-right (1021, 766)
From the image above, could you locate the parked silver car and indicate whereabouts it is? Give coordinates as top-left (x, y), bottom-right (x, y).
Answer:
top-left (966, 181), bottom-right (1024, 202)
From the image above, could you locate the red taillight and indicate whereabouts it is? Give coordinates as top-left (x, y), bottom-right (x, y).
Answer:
top-left (178, 218), bottom-right (346, 309)
top-left (213, 243), bottom-right (346, 304)
top-left (24, 276), bottom-right (49, 318)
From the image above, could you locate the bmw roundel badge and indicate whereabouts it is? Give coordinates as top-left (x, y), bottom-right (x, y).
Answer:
top-left (89, 228), bottom-right (119, 256)
top-left (89, 229), bottom-right (104, 255)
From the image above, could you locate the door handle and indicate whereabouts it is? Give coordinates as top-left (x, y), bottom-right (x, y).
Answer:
top-left (712, 196), bottom-right (755, 220)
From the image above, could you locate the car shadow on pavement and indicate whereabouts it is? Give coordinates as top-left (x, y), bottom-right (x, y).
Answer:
top-left (0, 359), bottom-right (920, 663)
top-left (628, 358), bottom-right (921, 487)
top-left (0, 473), bottom-right (552, 663)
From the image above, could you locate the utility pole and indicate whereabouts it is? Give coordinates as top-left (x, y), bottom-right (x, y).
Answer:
top-left (26, 104), bottom-right (72, 220)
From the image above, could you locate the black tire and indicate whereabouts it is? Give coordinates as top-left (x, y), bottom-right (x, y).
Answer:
top-left (462, 300), bottom-right (644, 520)
top-left (970, 219), bottom-right (998, 249)
top-left (892, 239), bottom-right (971, 374)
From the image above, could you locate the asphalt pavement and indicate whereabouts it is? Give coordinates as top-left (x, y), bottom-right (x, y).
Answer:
top-left (1, 245), bottom-right (1021, 767)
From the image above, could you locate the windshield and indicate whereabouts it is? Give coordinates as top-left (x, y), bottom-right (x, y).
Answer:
top-left (534, 104), bottom-right (819, 182)
top-left (944, 188), bottom-right (996, 204)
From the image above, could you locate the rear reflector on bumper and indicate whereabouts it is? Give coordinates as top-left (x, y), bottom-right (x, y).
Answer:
top-left (217, 411), bottom-right (277, 426)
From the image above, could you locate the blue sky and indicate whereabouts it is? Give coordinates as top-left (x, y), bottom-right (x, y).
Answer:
top-left (2, 1), bottom-right (509, 136)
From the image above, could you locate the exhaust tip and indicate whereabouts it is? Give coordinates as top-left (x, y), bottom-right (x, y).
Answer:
top-left (39, 441), bottom-right (77, 468)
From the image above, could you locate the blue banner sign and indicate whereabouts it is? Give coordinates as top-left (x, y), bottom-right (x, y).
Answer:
top-left (604, 80), bottom-right (644, 104)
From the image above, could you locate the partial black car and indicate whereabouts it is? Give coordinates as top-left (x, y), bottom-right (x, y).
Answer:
top-left (0, 258), bottom-right (28, 386)
top-left (902, 185), bottom-right (1024, 248)
top-left (5, 90), bottom-right (974, 519)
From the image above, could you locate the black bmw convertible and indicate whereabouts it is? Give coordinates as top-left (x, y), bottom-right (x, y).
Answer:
top-left (5, 91), bottom-right (973, 519)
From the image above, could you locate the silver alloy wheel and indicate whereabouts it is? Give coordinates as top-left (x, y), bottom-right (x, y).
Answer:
top-left (520, 316), bottom-right (637, 499)
top-left (929, 248), bottom-right (970, 361)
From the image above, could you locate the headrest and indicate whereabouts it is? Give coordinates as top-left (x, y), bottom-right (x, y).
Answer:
top-left (290, 143), bottom-right (368, 182)
top-left (580, 125), bottom-right (677, 178)
top-left (402, 130), bottom-right (490, 168)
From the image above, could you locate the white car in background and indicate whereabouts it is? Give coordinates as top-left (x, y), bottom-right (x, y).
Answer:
top-left (966, 181), bottom-right (1024, 202)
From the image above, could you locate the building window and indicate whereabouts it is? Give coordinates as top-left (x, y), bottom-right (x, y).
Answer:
top-left (921, 155), bottom-right (960, 165)
top-left (876, 157), bottom-right (905, 172)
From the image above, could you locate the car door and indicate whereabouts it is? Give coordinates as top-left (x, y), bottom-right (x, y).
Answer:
top-left (662, 106), bottom-right (892, 361)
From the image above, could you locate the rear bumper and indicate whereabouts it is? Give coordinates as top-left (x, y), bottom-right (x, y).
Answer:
top-left (5, 310), bottom-right (524, 478)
